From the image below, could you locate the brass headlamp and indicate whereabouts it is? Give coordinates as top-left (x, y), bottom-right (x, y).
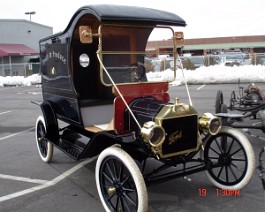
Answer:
top-left (141, 121), bottom-right (165, 147)
top-left (199, 113), bottom-right (221, 135)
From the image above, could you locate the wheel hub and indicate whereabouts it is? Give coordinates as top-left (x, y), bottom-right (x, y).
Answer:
top-left (114, 181), bottom-right (124, 197)
top-left (107, 181), bottom-right (124, 197)
top-left (219, 153), bottom-right (231, 165)
top-left (107, 186), bottom-right (116, 197)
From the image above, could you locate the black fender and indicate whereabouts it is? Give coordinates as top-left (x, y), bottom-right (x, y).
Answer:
top-left (40, 101), bottom-right (59, 143)
top-left (80, 131), bottom-right (117, 158)
top-left (79, 131), bottom-right (150, 160)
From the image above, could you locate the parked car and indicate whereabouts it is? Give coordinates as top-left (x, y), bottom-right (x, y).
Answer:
top-left (261, 58), bottom-right (265, 65)
top-left (182, 55), bottom-right (205, 69)
top-left (204, 55), bottom-right (221, 66)
top-left (222, 53), bottom-right (244, 66)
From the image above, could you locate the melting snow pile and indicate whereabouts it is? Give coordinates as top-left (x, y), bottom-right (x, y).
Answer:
top-left (0, 65), bottom-right (265, 87)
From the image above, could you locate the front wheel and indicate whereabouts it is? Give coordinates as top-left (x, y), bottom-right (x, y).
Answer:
top-left (95, 145), bottom-right (148, 212)
top-left (35, 116), bottom-right (53, 163)
top-left (203, 126), bottom-right (255, 190)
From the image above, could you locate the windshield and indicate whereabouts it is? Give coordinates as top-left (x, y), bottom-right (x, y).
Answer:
top-left (189, 56), bottom-right (204, 64)
top-left (224, 54), bottom-right (243, 61)
top-left (100, 25), bottom-right (176, 85)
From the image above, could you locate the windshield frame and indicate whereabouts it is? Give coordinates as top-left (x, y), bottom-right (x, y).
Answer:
top-left (97, 23), bottom-right (177, 86)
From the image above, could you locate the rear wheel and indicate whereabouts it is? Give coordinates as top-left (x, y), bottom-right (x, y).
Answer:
top-left (35, 116), bottom-right (53, 163)
top-left (220, 103), bottom-right (229, 126)
top-left (230, 91), bottom-right (236, 110)
top-left (203, 126), bottom-right (255, 190)
top-left (215, 90), bottom-right (224, 113)
top-left (95, 145), bottom-right (148, 212)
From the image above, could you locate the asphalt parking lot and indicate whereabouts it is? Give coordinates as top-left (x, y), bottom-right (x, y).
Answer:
top-left (0, 83), bottom-right (265, 212)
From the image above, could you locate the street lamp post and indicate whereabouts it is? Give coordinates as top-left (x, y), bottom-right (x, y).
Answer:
top-left (25, 11), bottom-right (36, 22)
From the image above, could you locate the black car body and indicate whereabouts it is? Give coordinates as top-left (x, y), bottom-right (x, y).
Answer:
top-left (33, 5), bottom-right (255, 211)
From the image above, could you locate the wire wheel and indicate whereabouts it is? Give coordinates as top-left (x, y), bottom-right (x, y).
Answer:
top-left (96, 146), bottom-right (148, 212)
top-left (35, 116), bottom-right (53, 163)
top-left (203, 126), bottom-right (255, 190)
top-left (215, 90), bottom-right (224, 113)
top-left (230, 91), bottom-right (236, 110)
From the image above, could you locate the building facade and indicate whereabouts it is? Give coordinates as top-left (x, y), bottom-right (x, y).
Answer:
top-left (147, 35), bottom-right (265, 56)
top-left (0, 19), bottom-right (53, 76)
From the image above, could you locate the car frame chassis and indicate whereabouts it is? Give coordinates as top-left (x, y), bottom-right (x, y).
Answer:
top-left (33, 5), bottom-right (255, 211)
top-left (215, 80), bottom-right (265, 119)
top-left (215, 82), bottom-right (265, 131)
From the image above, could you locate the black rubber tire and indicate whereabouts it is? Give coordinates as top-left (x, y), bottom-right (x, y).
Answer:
top-left (215, 90), bottom-right (224, 113)
top-left (230, 91), bottom-right (236, 110)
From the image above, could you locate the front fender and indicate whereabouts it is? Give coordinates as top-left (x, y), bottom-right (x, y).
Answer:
top-left (40, 101), bottom-right (59, 143)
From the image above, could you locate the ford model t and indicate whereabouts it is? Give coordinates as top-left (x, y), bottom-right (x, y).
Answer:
top-left (33, 5), bottom-right (255, 211)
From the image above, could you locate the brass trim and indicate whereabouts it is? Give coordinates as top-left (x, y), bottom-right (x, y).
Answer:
top-left (152, 132), bottom-right (202, 159)
top-left (150, 103), bottom-right (202, 159)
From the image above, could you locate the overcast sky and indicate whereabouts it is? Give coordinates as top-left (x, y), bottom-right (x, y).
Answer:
top-left (1, 0), bottom-right (264, 39)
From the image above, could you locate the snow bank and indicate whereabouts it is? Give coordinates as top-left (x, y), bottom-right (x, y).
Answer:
top-left (183, 65), bottom-right (265, 84)
top-left (148, 65), bottom-right (265, 86)
top-left (0, 74), bottom-right (41, 87)
top-left (0, 65), bottom-right (265, 87)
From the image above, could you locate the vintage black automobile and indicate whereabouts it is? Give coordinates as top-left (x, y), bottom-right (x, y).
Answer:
top-left (33, 5), bottom-right (255, 211)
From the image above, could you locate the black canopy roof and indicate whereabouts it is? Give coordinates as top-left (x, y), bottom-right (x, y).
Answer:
top-left (79, 5), bottom-right (186, 26)
top-left (42, 5), bottom-right (186, 42)
top-left (73, 4), bottom-right (186, 27)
